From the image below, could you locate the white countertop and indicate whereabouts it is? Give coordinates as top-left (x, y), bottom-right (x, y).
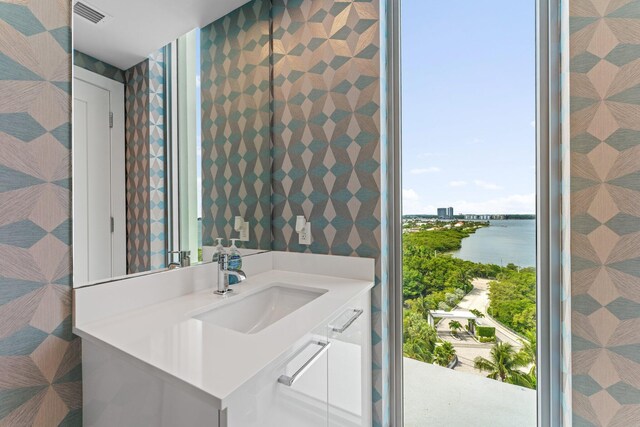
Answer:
top-left (74, 267), bottom-right (373, 408)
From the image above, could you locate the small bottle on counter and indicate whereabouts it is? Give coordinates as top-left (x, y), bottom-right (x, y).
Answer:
top-left (227, 239), bottom-right (243, 285)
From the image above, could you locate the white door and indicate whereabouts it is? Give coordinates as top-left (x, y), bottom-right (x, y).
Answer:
top-left (73, 67), bottom-right (125, 285)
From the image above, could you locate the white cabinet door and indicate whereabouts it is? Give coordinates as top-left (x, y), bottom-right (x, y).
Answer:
top-left (226, 325), bottom-right (329, 427)
top-left (328, 292), bottom-right (372, 427)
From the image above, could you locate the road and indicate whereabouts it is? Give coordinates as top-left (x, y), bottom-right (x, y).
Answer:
top-left (436, 278), bottom-right (524, 375)
top-left (457, 278), bottom-right (524, 348)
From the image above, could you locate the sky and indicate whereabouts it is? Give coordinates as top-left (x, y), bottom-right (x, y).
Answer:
top-left (401, 1), bottom-right (536, 215)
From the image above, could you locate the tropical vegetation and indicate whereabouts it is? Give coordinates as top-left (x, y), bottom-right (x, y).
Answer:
top-left (473, 342), bottom-right (536, 389)
top-left (402, 219), bottom-right (537, 389)
top-left (403, 224), bottom-right (506, 307)
top-left (487, 266), bottom-right (536, 336)
top-left (434, 342), bottom-right (456, 367)
top-left (403, 307), bottom-right (437, 363)
top-left (448, 320), bottom-right (462, 337)
top-left (403, 299), bottom-right (457, 366)
top-left (476, 325), bottom-right (496, 343)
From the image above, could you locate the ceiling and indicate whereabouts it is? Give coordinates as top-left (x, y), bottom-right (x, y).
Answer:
top-left (73, 0), bottom-right (251, 70)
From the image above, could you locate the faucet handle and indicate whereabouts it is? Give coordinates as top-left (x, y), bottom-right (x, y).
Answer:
top-left (180, 250), bottom-right (191, 267)
top-left (168, 250), bottom-right (191, 267)
top-left (218, 252), bottom-right (229, 268)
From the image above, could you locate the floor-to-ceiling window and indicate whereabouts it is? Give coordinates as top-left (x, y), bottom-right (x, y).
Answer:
top-left (167, 29), bottom-right (203, 263)
top-left (400, 2), bottom-right (537, 425)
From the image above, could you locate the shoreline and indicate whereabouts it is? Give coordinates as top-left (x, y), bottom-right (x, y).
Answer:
top-left (451, 219), bottom-right (536, 268)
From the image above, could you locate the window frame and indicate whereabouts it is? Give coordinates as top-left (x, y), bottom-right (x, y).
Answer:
top-left (386, 0), bottom-right (565, 425)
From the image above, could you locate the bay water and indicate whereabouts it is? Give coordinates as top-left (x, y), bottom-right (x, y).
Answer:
top-left (452, 219), bottom-right (536, 267)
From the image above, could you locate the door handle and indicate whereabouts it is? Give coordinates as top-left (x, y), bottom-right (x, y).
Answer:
top-left (278, 340), bottom-right (331, 387)
top-left (330, 308), bottom-right (363, 333)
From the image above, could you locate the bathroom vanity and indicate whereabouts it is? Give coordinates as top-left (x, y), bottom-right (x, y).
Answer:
top-left (70, 2), bottom-right (380, 424)
top-left (73, 252), bottom-right (373, 426)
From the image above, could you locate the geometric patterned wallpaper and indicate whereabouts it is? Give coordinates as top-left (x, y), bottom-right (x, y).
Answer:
top-left (2, 0), bottom-right (384, 424)
top-left (0, 0), bottom-right (82, 425)
top-left (570, 0), bottom-right (640, 425)
top-left (148, 49), bottom-right (167, 270)
top-left (200, 0), bottom-right (272, 250)
top-left (271, 0), bottom-right (382, 258)
top-left (270, 0), bottom-right (385, 424)
top-left (73, 50), bottom-right (125, 83)
top-left (124, 59), bottom-right (151, 274)
top-left (10, 1), bottom-right (637, 425)
top-left (0, 0), bottom-right (384, 424)
top-left (200, 0), bottom-right (386, 422)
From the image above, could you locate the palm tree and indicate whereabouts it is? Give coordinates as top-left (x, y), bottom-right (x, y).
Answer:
top-left (403, 311), bottom-right (438, 363)
top-left (449, 320), bottom-right (462, 336)
top-left (518, 330), bottom-right (537, 365)
top-left (517, 366), bottom-right (537, 389)
top-left (515, 331), bottom-right (537, 389)
top-left (434, 341), bottom-right (456, 367)
top-left (458, 270), bottom-right (473, 292)
top-left (473, 342), bottom-right (531, 386)
top-left (408, 295), bottom-right (432, 320)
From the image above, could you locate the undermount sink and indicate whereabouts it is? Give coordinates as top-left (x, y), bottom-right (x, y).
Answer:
top-left (193, 284), bottom-right (328, 334)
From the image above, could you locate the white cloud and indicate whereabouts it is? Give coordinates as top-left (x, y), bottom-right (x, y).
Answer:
top-left (403, 188), bottom-right (420, 201)
top-left (451, 193), bottom-right (535, 215)
top-left (410, 167), bottom-right (441, 175)
top-left (449, 180), bottom-right (467, 187)
top-left (402, 189), bottom-right (436, 214)
top-left (401, 190), bottom-right (535, 215)
top-left (470, 138), bottom-right (484, 144)
top-left (474, 180), bottom-right (502, 190)
top-left (530, 120), bottom-right (536, 128)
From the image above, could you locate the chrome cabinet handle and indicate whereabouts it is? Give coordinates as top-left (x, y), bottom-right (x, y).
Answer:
top-left (330, 308), bottom-right (363, 333)
top-left (278, 340), bottom-right (331, 387)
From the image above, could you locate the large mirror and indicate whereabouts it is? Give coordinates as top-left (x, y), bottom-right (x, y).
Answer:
top-left (72, 0), bottom-right (271, 286)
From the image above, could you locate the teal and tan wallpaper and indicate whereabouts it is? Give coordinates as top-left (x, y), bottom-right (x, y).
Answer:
top-left (0, 0), bottom-right (385, 424)
top-left (570, 0), bottom-right (640, 425)
top-left (123, 48), bottom-right (168, 273)
top-left (200, 0), bottom-right (272, 250)
top-left (201, 0), bottom-right (387, 422)
top-left (270, 0), bottom-right (386, 424)
top-left (148, 49), bottom-right (167, 270)
top-left (125, 59), bottom-right (151, 274)
top-left (4, 0), bottom-right (640, 425)
top-left (73, 50), bottom-right (125, 83)
top-left (0, 0), bottom-right (82, 425)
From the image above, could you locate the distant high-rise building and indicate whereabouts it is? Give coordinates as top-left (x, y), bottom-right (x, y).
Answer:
top-left (437, 207), bottom-right (454, 219)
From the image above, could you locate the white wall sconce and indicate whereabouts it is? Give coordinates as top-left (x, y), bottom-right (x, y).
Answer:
top-left (234, 216), bottom-right (249, 241)
top-left (295, 215), bottom-right (311, 245)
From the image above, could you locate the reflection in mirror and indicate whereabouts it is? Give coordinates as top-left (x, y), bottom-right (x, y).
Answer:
top-left (71, 0), bottom-right (270, 287)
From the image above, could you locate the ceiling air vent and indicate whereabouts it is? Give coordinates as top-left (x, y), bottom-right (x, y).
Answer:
top-left (73, 1), bottom-right (109, 24)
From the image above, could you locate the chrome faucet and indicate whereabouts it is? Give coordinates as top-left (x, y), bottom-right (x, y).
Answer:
top-left (168, 250), bottom-right (191, 269)
top-left (215, 252), bottom-right (246, 295)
